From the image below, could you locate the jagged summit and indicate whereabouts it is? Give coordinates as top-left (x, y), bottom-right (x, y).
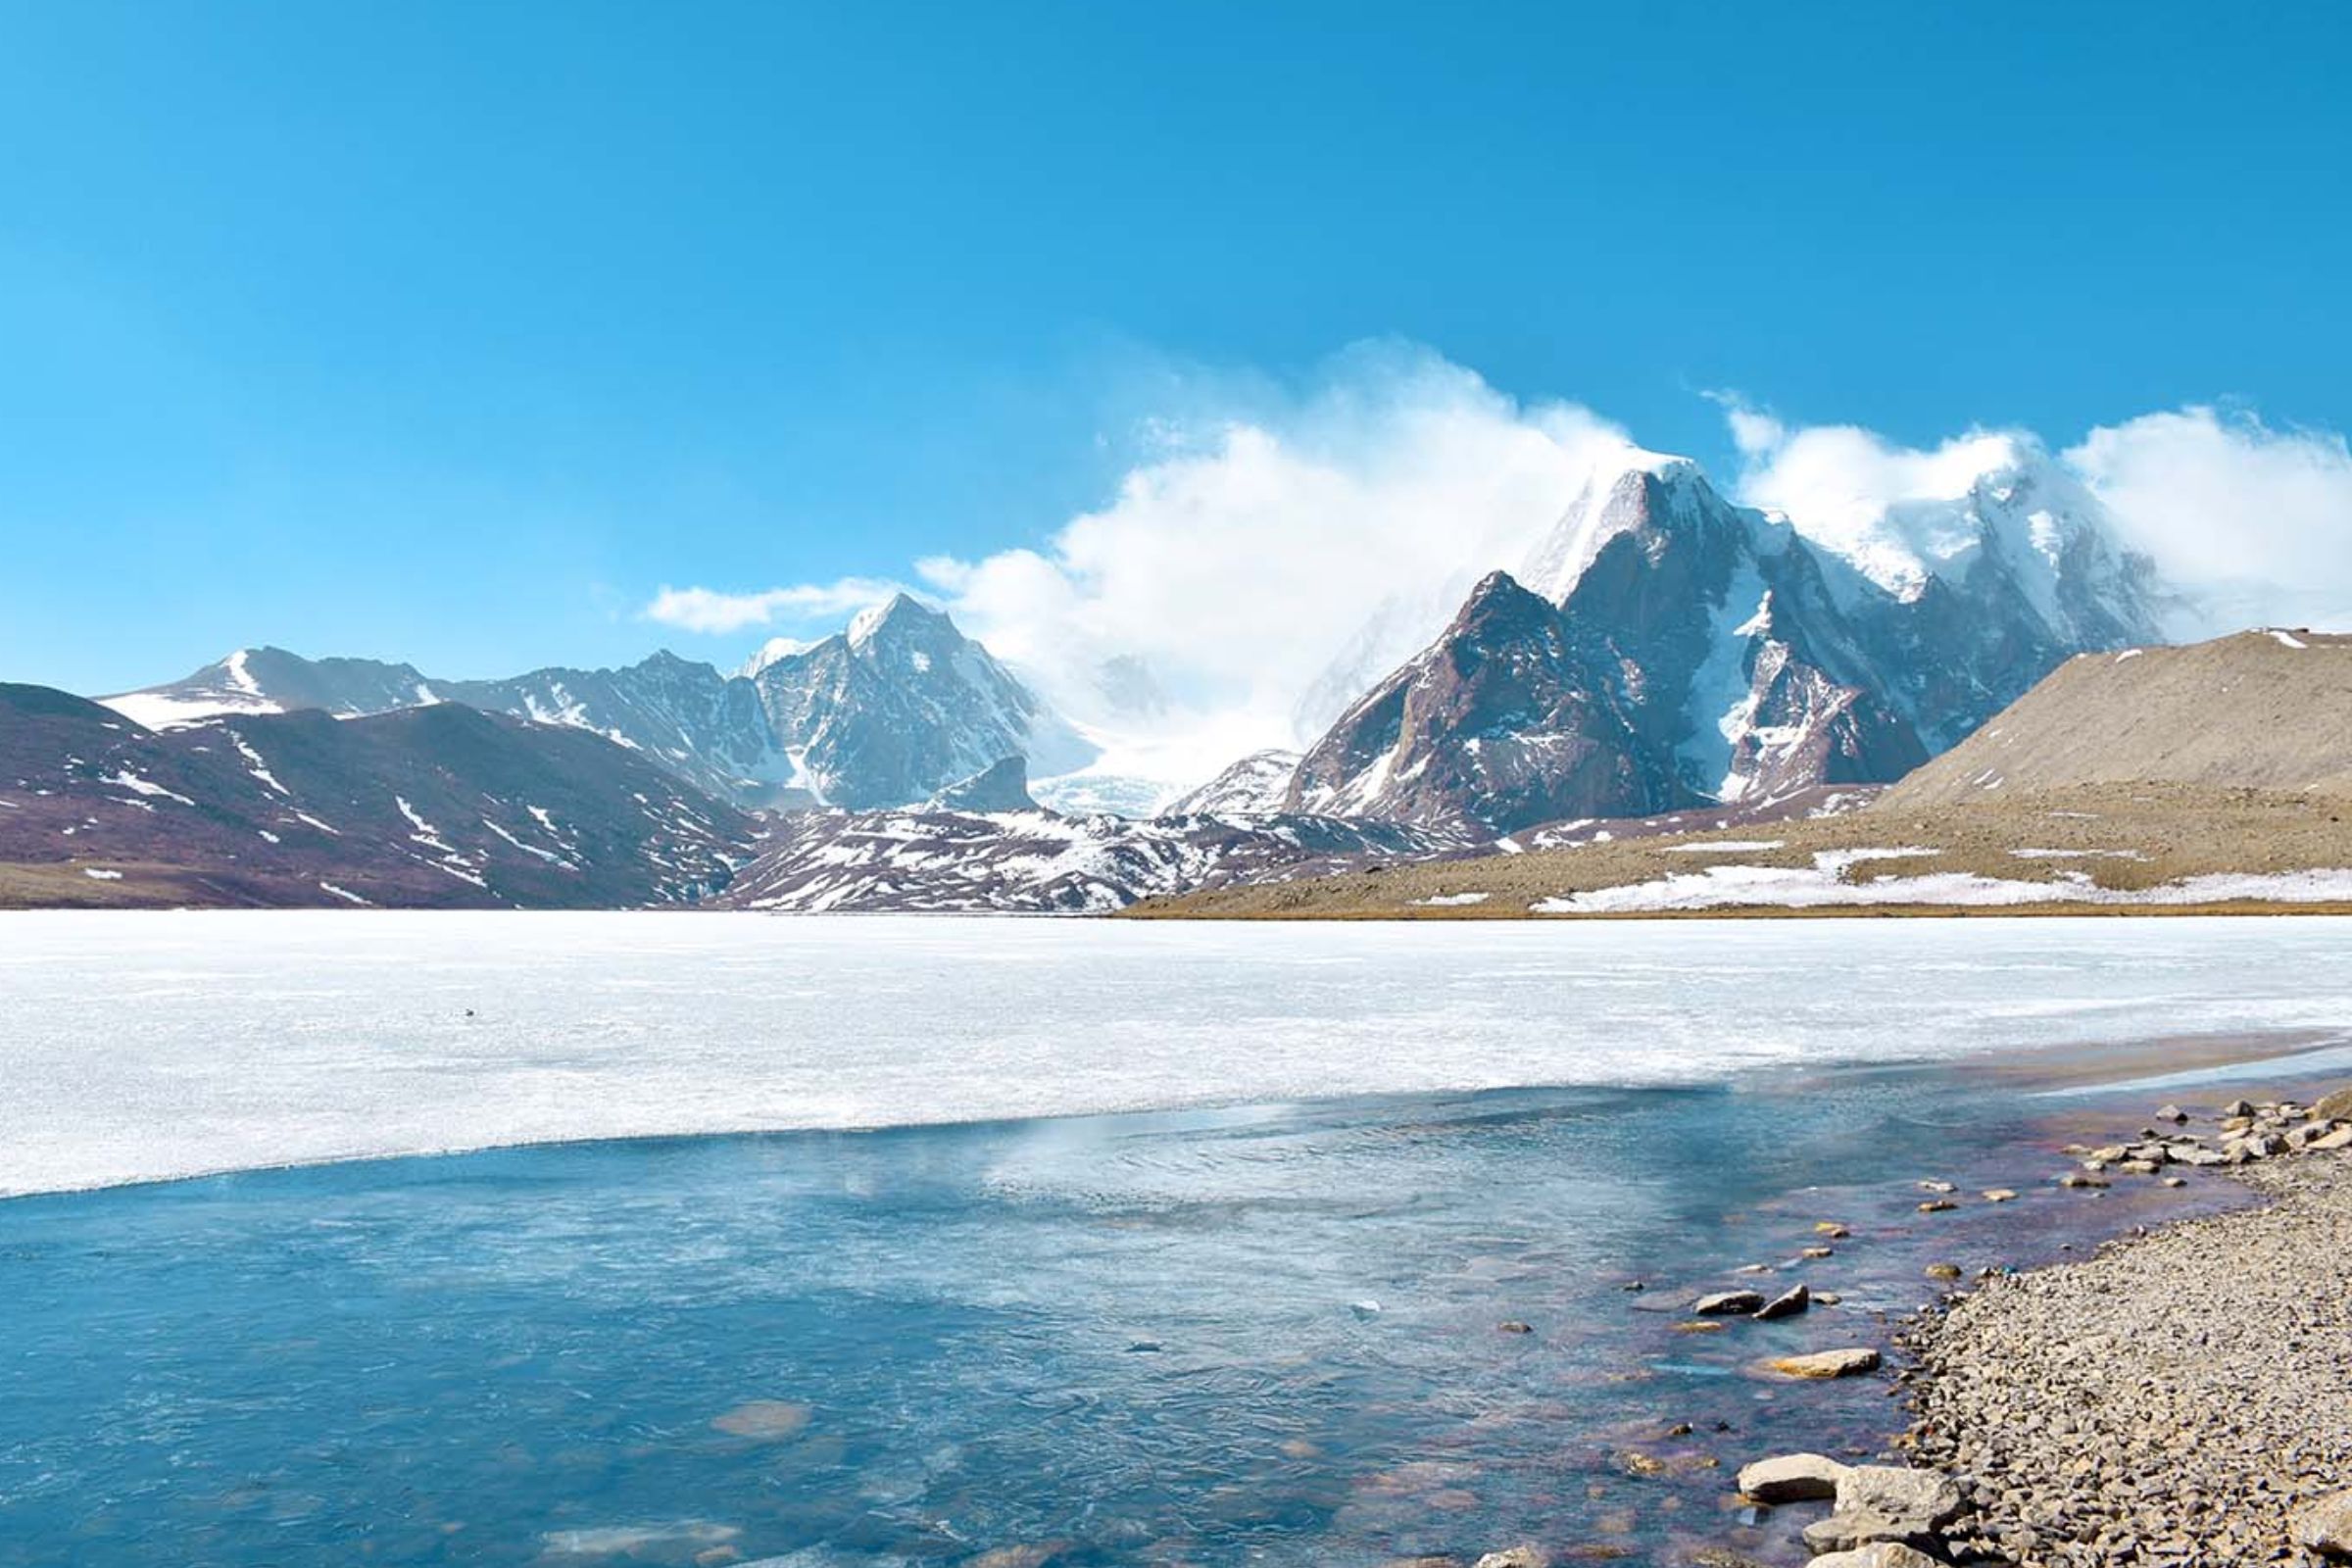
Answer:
top-left (1288, 570), bottom-right (1668, 835)
top-left (847, 591), bottom-right (945, 648)
top-left (1517, 449), bottom-right (1715, 604)
top-left (749, 600), bottom-right (1094, 808)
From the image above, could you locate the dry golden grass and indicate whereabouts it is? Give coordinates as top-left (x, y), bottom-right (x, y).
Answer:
top-left (1127, 782), bottom-right (2352, 920)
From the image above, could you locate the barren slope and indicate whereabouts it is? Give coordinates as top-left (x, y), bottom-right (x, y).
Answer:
top-left (1885, 629), bottom-right (2352, 808)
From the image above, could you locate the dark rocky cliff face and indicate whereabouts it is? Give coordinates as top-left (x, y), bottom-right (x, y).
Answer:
top-left (1288, 571), bottom-right (1669, 835)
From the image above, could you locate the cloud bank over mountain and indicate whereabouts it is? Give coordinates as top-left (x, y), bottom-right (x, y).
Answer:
top-left (1724, 397), bottom-right (2352, 637)
top-left (644, 346), bottom-right (2352, 774)
top-left (2064, 407), bottom-right (2352, 635)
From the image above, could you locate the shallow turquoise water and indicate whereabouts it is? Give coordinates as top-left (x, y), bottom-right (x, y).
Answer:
top-left (0, 1055), bottom-right (2250, 1567)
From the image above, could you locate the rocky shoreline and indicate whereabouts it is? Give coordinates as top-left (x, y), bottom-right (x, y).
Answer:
top-left (1711, 1087), bottom-right (2352, 1568)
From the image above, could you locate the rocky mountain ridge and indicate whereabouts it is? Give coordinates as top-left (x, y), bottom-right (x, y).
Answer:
top-left (1274, 445), bottom-right (2160, 837)
top-left (100, 595), bottom-right (1088, 813)
top-left (0, 682), bottom-right (760, 907)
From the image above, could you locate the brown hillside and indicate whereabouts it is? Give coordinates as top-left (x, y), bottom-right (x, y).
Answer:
top-left (1884, 630), bottom-right (2352, 808)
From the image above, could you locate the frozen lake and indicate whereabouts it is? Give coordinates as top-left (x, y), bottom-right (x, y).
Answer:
top-left (6, 911), bottom-right (2351, 1564)
top-left (6, 911), bottom-right (2352, 1197)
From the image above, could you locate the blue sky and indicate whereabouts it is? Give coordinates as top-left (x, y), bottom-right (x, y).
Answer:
top-left (5, 1), bottom-right (2351, 694)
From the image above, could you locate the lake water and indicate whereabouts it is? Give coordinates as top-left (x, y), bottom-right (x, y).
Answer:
top-left (2, 914), bottom-right (2348, 1565)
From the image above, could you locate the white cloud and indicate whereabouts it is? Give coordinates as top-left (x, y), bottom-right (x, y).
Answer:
top-left (643, 576), bottom-right (909, 635)
top-left (915, 345), bottom-right (1638, 777)
top-left (649, 356), bottom-right (2352, 802)
top-left (1717, 395), bottom-right (2352, 631)
top-left (1718, 407), bottom-right (2044, 596)
top-left (653, 344), bottom-right (1642, 791)
top-left (2064, 407), bottom-right (2352, 633)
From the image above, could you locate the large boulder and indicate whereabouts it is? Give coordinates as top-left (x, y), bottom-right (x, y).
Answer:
top-left (1735, 1451), bottom-right (1849, 1502)
top-left (2294, 1490), bottom-right (2352, 1560)
top-left (1806, 1546), bottom-right (1944, 1568)
top-left (1801, 1466), bottom-right (1963, 1551)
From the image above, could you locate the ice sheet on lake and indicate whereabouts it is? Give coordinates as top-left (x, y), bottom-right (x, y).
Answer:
top-left (4, 911), bottom-right (2352, 1198)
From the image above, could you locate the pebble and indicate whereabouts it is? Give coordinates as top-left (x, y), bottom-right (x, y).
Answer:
top-left (1903, 1108), bottom-right (2352, 1567)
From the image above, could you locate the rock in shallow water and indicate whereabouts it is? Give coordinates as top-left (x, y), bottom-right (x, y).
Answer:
top-left (1472, 1547), bottom-right (1548, 1568)
top-left (1766, 1347), bottom-right (1880, 1379)
top-left (710, 1399), bottom-right (810, 1440)
top-left (1692, 1289), bottom-right (1766, 1315)
top-left (1753, 1283), bottom-right (1810, 1320)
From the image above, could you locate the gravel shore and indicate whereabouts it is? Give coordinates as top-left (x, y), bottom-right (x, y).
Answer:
top-left (1898, 1145), bottom-right (2352, 1566)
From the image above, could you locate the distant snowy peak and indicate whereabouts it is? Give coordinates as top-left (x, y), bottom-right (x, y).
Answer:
top-left (1164, 749), bottom-right (1301, 816)
top-left (1766, 434), bottom-right (2164, 645)
top-left (102, 647), bottom-right (438, 731)
top-left (750, 594), bottom-right (1098, 809)
top-left (103, 601), bottom-right (1097, 813)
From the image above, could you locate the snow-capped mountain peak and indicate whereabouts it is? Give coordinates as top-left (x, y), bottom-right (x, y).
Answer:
top-left (846, 592), bottom-right (941, 651)
top-left (735, 636), bottom-right (812, 680)
top-left (1517, 446), bottom-right (1709, 603)
top-left (101, 647), bottom-right (440, 731)
top-left (1760, 431), bottom-right (2152, 628)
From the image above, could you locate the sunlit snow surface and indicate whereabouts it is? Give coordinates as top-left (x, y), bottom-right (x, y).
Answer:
top-left (8, 911), bottom-right (2352, 1198)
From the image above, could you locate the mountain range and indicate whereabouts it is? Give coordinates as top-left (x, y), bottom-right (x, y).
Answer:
top-left (9, 434), bottom-right (2182, 909)
top-left (0, 682), bottom-right (757, 907)
top-left (1136, 625), bottom-right (2352, 919)
top-left (1289, 446), bottom-right (2162, 836)
top-left (101, 594), bottom-right (1088, 812)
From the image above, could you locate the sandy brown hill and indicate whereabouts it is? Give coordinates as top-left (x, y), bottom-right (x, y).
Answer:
top-left (1885, 629), bottom-right (2352, 808)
